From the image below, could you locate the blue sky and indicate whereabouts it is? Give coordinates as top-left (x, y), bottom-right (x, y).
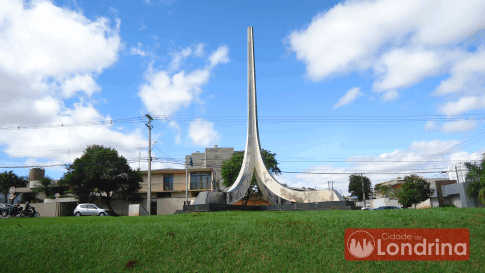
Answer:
top-left (1, 0), bottom-right (485, 194)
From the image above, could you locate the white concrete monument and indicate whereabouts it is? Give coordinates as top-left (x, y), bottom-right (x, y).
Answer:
top-left (225, 27), bottom-right (344, 204)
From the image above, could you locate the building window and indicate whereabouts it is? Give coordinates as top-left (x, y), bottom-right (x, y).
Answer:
top-left (190, 172), bottom-right (211, 190)
top-left (157, 192), bottom-right (171, 198)
top-left (164, 175), bottom-right (173, 191)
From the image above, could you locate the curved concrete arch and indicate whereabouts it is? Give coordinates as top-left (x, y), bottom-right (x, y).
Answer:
top-left (226, 27), bottom-right (344, 204)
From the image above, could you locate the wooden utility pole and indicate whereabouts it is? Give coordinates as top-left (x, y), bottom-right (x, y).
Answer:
top-left (361, 173), bottom-right (366, 207)
top-left (455, 165), bottom-right (460, 183)
top-left (146, 114), bottom-right (153, 215)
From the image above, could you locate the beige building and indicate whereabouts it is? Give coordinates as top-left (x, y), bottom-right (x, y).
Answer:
top-left (137, 145), bottom-right (235, 215)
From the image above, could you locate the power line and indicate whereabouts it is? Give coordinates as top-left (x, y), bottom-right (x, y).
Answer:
top-left (0, 116), bottom-right (145, 131)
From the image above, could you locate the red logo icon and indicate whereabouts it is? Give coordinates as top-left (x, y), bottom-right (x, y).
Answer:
top-left (345, 229), bottom-right (469, 261)
top-left (347, 230), bottom-right (375, 258)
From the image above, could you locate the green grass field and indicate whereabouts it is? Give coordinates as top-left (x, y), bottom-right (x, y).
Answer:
top-left (0, 208), bottom-right (484, 272)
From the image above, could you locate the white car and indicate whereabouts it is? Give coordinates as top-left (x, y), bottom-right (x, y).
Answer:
top-left (361, 206), bottom-right (372, 210)
top-left (74, 203), bottom-right (111, 216)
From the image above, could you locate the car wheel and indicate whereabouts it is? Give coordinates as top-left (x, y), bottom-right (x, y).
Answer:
top-left (1, 210), bottom-right (8, 217)
top-left (99, 212), bottom-right (105, 216)
top-left (75, 212), bottom-right (81, 217)
top-left (35, 212), bottom-right (40, 217)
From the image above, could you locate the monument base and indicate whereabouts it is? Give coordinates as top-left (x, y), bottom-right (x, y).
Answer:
top-left (178, 201), bottom-right (357, 213)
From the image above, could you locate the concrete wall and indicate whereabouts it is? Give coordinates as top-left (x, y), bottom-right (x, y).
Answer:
top-left (18, 201), bottom-right (77, 217)
top-left (157, 197), bottom-right (196, 215)
top-left (441, 182), bottom-right (476, 207)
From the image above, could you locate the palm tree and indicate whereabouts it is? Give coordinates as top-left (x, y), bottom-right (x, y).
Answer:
top-left (0, 171), bottom-right (28, 203)
top-left (464, 158), bottom-right (485, 204)
top-left (35, 177), bottom-right (53, 198)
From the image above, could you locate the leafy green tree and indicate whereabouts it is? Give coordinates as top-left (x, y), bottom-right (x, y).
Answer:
top-left (62, 145), bottom-right (143, 215)
top-left (21, 192), bottom-right (41, 203)
top-left (33, 176), bottom-right (53, 197)
top-left (396, 174), bottom-right (434, 208)
top-left (374, 184), bottom-right (396, 198)
top-left (0, 171), bottom-right (28, 203)
top-left (348, 174), bottom-right (372, 202)
top-left (464, 156), bottom-right (485, 204)
top-left (221, 149), bottom-right (281, 205)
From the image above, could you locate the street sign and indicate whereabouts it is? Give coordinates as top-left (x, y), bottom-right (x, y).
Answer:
top-left (55, 193), bottom-right (60, 198)
top-left (8, 194), bottom-right (15, 200)
top-left (9, 187), bottom-right (15, 194)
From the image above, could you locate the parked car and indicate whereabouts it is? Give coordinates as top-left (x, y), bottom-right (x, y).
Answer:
top-left (374, 206), bottom-right (401, 210)
top-left (74, 204), bottom-right (111, 216)
top-left (0, 203), bottom-right (23, 217)
top-left (361, 206), bottom-right (372, 210)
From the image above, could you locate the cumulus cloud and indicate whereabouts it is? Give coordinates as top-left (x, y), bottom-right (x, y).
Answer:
top-left (438, 95), bottom-right (485, 115)
top-left (188, 119), bottom-right (220, 147)
top-left (434, 47), bottom-right (485, 95)
top-left (0, 0), bottom-right (152, 172)
top-left (61, 74), bottom-right (100, 97)
top-left (279, 140), bottom-right (483, 194)
top-left (425, 119), bottom-right (479, 134)
top-left (138, 45), bottom-right (229, 116)
top-left (373, 48), bottom-right (444, 92)
top-left (130, 42), bottom-right (147, 57)
top-left (424, 121), bottom-right (439, 131)
top-left (333, 87), bottom-right (363, 109)
top-left (287, 0), bottom-right (485, 101)
top-left (441, 119), bottom-right (479, 134)
top-left (0, 0), bottom-right (121, 124)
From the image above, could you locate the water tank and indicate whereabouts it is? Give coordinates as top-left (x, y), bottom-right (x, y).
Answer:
top-left (29, 168), bottom-right (45, 181)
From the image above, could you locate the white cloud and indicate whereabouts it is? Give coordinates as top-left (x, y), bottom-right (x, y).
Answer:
top-left (280, 139), bottom-right (483, 195)
top-left (169, 46), bottom-right (193, 72)
top-left (425, 119), bottom-right (479, 134)
top-left (61, 74), bottom-right (100, 97)
top-left (424, 121), bottom-right (439, 131)
top-left (441, 119), bottom-right (478, 134)
top-left (381, 90), bottom-right (399, 101)
top-left (188, 119), bottom-right (220, 147)
top-left (434, 47), bottom-right (485, 95)
top-left (333, 87), bottom-right (363, 109)
top-left (0, 0), bottom-right (152, 172)
top-left (209, 45), bottom-right (229, 67)
top-left (373, 48), bottom-right (444, 92)
top-left (0, 0), bottom-right (121, 124)
top-left (288, 0), bottom-right (485, 100)
top-left (194, 43), bottom-right (205, 57)
top-left (438, 95), bottom-right (485, 115)
top-left (130, 42), bottom-right (147, 57)
top-left (138, 45), bottom-right (229, 116)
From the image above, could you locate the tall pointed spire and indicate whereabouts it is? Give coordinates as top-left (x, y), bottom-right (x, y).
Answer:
top-left (225, 27), bottom-right (343, 204)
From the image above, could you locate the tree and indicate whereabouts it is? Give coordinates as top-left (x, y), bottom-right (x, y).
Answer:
top-left (348, 174), bottom-right (372, 202)
top-left (221, 149), bottom-right (281, 205)
top-left (464, 155), bottom-right (485, 204)
top-left (396, 174), bottom-right (434, 208)
top-left (33, 176), bottom-right (53, 197)
top-left (0, 171), bottom-right (28, 203)
top-left (62, 145), bottom-right (143, 215)
top-left (374, 184), bottom-right (396, 198)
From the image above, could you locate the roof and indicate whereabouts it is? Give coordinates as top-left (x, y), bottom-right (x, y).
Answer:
top-left (139, 168), bottom-right (213, 175)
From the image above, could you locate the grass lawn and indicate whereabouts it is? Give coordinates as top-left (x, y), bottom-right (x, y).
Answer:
top-left (0, 208), bottom-right (484, 272)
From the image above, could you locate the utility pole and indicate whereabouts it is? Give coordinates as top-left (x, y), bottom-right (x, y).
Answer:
top-left (460, 162), bottom-right (466, 182)
top-left (455, 165), bottom-right (460, 183)
top-left (328, 181), bottom-right (334, 201)
top-left (185, 157), bottom-right (193, 205)
top-left (361, 173), bottom-right (366, 208)
top-left (145, 114), bottom-right (153, 215)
